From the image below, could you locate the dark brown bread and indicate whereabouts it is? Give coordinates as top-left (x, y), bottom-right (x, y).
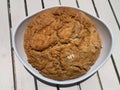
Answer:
top-left (24, 7), bottom-right (102, 80)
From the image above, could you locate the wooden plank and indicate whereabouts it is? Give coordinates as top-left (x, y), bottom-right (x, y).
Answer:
top-left (80, 74), bottom-right (101, 90)
top-left (26, 0), bottom-right (57, 90)
top-left (77, 0), bottom-right (96, 16)
top-left (10, 0), bottom-right (26, 27)
top-left (60, 85), bottom-right (80, 90)
top-left (37, 81), bottom-right (57, 90)
top-left (77, 0), bottom-right (102, 90)
top-left (10, 0), bottom-right (35, 90)
top-left (26, 0), bottom-right (42, 15)
top-left (0, 0), bottom-right (14, 90)
top-left (14, 55), bottom-right (36, 90)
top-left (43, 0), bottom-right (60, 8)
top-left (98, 58), bottom-right (120, 90)
top-left (60, 0), bottom-right (77, 7)
top-left (109, 0), bottom-right (120, 25)
top-left (93, 0), bottom-right (120, 89)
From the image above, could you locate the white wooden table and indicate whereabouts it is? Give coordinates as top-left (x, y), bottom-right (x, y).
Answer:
top-left (0, 0), bottom-right (120, 90)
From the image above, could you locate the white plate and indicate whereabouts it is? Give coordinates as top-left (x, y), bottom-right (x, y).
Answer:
top-left (12, 6), bottom-right (113, 85)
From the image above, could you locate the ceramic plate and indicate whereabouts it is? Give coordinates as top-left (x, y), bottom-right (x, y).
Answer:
top-left (12, 6), bottom-right (113, 85)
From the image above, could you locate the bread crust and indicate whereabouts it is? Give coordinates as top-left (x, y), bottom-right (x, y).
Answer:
top-left (24, 7), bottom-right (102, 80)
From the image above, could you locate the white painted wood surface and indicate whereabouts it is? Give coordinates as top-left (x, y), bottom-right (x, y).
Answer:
top-left (99, 58), bottom-right (120, 90)
top-left (60, 85), bottom-right (80, 90)
top-left (80, 74), bottom-right (101, 90)
top-left (37, 81), bottom-right (57, 90)
top-left (109, 0), bottom-right (120, 25)
top-left (26, 0), bottom-right (42, 15)
top-left (0, 0), bottom-right (14, 90)
top-left (77, 0), bottom-right (96, 16)
top-left (94, 0), bottom-right (120, 90)
top-left (60, 0), bottom-right (77, 7)
top-left (10, 0), bottom-right (35, 90)
top-left (0, 0), bottom-right (120, 90)
top-left (44, 0), bottom-right (60, 8)
top-left (108, 0), bottom-right (120, 77)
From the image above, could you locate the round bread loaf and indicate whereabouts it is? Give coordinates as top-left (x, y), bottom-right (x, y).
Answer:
top-left (24, 7), bottom-right (102, 80)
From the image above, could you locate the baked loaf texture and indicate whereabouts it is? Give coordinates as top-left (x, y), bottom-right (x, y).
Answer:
top-left (24, 7), bottom-right (102, 80)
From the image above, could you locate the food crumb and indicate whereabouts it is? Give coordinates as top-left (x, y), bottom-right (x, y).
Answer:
top-left (67, 54), bottom-right (75, 59)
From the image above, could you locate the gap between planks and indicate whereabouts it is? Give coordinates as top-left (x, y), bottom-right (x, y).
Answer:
top-left (7, 0), bottom-right (17, 89)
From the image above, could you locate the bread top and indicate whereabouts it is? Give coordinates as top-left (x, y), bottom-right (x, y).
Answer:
top-left (24, 7), bottom-right (102, 80)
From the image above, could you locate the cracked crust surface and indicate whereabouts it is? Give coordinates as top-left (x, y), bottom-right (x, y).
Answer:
top-left (24, 7), bottom-right (102, 80)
